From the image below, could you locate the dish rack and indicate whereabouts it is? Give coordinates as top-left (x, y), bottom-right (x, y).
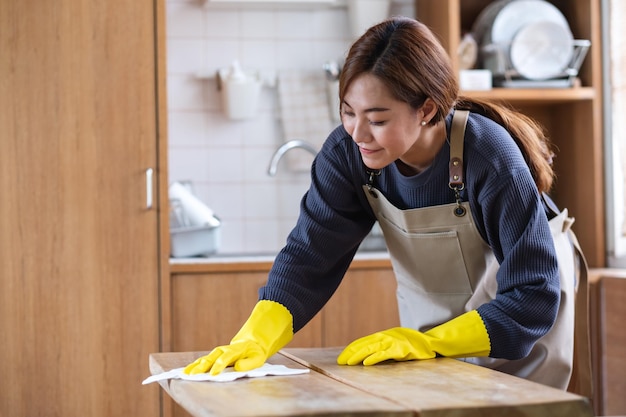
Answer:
top-left (481, 39), bottom-right (591, 88)
top-left (169, 197), bottom-right (221, 258)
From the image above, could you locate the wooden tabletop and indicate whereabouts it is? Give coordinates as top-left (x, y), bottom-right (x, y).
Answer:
top-left (149, 347), bottom-right (594, 417)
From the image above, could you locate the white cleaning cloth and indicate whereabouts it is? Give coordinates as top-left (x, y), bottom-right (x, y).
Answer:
top-left (142, 363), bottom-right (309, 385)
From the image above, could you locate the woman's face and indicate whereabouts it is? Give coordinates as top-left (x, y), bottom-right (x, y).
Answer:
top-left (341, 73), bottom-right (430, 171)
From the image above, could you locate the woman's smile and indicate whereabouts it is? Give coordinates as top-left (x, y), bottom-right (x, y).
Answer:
top-left (358, 144), bottom-right (381, 155)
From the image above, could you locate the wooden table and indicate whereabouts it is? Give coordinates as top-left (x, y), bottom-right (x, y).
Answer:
top-left (149, 347), bottom-right (594, 417)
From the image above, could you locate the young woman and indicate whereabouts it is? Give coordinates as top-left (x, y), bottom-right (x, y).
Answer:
top-left (183, 16), bottom-right (575, 389)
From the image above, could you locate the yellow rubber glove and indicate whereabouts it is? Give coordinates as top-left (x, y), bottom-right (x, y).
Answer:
top-left (337, 310), bottom-right (490, 366)
top-left (183, 300), bottom-right (293, 375)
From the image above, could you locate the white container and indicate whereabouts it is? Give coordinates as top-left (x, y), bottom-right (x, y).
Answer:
top-left (459, 69), bottom-right (493, 91)
top-left (170, 225), bottom-right (221, 258)
top-left (218, 61), bottom-right (262, 120)
top-left (168, 181), bottom-right (222, 257)
top-left (347, 0), bottom-right (391, 39)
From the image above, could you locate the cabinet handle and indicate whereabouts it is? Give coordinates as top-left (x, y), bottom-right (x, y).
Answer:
top-left (146, 168), bottom-right (154, 210)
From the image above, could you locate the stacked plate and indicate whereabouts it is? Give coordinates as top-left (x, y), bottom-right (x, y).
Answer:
top-left (471, 0), bottom-right (574, 81)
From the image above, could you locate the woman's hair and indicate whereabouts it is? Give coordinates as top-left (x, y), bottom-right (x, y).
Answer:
top-left (339, 16), bottom-right (555, 193)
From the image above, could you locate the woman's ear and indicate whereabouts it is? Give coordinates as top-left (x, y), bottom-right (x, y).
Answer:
top-left (419, 98), bottom-right (439, 123)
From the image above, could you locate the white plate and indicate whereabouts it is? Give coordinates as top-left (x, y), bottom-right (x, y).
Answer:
top-left (510, 20), bottom-right (574, 80)
top-left (471, 0), bottom-right (512, 46)
top-left (490, 0), bottom-right (571, 46)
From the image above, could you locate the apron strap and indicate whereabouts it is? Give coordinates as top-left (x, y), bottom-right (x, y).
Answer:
top-left (566, 224), bottom-right (594, 398)
top-left (449, 110), bottom-right (469, 217)
top-left (449, 110), bottom-right (469, 188)
top-left (542, 191), bottom-right (593, 397)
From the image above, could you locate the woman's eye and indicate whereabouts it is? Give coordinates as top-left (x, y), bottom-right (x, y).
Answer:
top-left (370, 120), bottom-right (386, 126)
top-left (341, 109), bottom-right (355, 117)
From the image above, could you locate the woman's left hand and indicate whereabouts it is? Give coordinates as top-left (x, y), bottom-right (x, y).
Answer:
top-left (337, 310), bottom-right (491, 366)
top-left (337, 327), bottom-right (436, 366)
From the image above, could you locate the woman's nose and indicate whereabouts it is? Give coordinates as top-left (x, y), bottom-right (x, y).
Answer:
top-left (351, 119), bottom-right (370, 143)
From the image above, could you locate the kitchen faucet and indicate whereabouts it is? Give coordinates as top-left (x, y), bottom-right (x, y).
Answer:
top-left (267, 139), bottom-right (318, 176)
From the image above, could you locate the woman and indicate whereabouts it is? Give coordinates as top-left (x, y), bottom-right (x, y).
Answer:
top-left (183, 16), bottom-right (575, 389)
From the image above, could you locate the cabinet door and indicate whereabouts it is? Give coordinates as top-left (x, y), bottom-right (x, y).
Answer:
top-left (171, 272), bottom-right (322, 353)
top-left (0, 1), bottom-right (163, 416)
top-left (591, 275), bottom-right (626, 415)
top-left (322, 266), bottom-right (400, 347)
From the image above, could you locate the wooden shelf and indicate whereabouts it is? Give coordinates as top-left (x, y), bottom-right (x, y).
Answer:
top-left (462, 87), bottom-right (596, 104)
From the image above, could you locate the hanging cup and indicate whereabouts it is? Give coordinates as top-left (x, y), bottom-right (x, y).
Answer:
top-left (218, 61), bottom-right (262, 120)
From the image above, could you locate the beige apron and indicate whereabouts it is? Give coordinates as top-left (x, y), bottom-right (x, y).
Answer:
top-left (361, 110), bottom-right (579, 390)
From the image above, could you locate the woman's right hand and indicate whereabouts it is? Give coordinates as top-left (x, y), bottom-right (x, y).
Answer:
top-left (182, 300), bottom-right (294, 375)
top-left (183, 340), bottom-right (265, 375)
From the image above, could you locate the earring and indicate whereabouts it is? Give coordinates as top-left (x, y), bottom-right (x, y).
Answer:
top-left (421, 120), bottom-right (427, 126)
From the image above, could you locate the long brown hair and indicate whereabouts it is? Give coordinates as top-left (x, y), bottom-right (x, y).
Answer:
top-left (339, 17), bottom-right (555, 193)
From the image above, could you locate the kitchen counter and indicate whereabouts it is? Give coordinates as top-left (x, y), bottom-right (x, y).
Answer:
top-left (170, 251), bottom-right (391, 273)
top-left (149, 348), bottom-right (593, 417)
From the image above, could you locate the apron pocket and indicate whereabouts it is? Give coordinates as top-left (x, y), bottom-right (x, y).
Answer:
top-left (378, 214), bottom-right (474, 294)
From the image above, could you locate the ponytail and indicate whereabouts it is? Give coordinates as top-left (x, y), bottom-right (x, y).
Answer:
top-left (455, 97), bottom-right (555, 193)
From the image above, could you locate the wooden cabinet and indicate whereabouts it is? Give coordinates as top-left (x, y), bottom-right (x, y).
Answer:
top-left (589, 270), bottom-right (626, 416)
top-left (321, 264), bottom-right (400, 346)
top-left (168, 257), bottom-right (399, 417)
top-left (170, 265), bottom-right (322, 351)
top-left (416, 0), bottom-right (605, 267)
top-left (0, 1), bottom-right (169, 417)
top-left (170, 258), bottom-right (398, 351)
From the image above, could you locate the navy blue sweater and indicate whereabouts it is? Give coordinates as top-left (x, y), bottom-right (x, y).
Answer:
top-left (259, 111), bottom-right (560, 360)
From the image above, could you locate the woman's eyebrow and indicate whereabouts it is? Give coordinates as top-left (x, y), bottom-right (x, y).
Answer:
top-left (342, 100), bottom-right (390, 113)
top-left (364, 107), bottom-right (391, 113)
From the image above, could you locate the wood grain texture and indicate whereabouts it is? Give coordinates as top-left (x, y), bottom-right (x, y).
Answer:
top-left (168, 257), bottom-right (399, 355)
top-left (170, 271), bottom-right (323, 353)
top-left (322, 266), bottom-right (400, 346)
top-left (282, 348), bottom-right (594, 417)
top-left (150, 351), bottom-right (411, 417)
top-left (167, 261), bottom-right (398, 417)
top-left (0, 1), bottom-right (163, 416)
top-left (591, 275), bottom-right (626, 415)
top-left (151, 349), bottom-right (594, 417)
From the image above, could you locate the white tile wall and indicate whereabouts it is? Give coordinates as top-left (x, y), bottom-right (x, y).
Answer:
top-left (166, 0), bottom-right (414, 255)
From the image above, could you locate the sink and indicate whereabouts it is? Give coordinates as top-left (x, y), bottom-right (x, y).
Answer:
top-left (358, 234), bottom-right (387, 252)
top-left (170, 224), bottom-right (387, 262)
top-left (358, 222), bottom-right (387, 252)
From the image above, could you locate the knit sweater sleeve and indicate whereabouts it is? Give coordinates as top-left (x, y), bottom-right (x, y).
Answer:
top-left (463, 117), bottom-right (561, 360)
top-left (258, 128), bottom-right (376, 332)
top-left (473, 173), bottom-right (561, 359)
